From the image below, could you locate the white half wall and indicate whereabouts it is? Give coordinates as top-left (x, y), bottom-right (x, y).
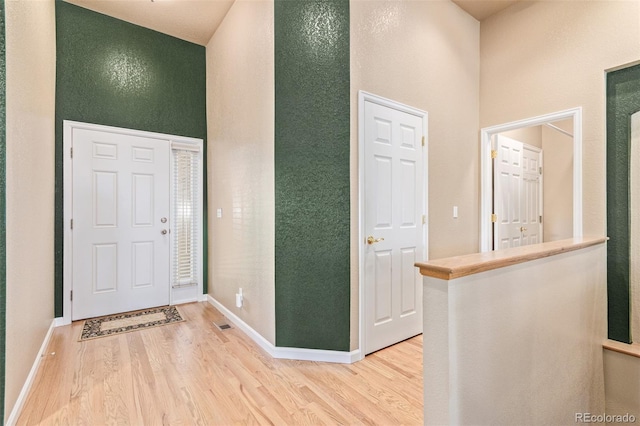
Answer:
top-left (604, 349), bottom-right (640, 420)
top-left (423, 243), bottom-right (607, 424)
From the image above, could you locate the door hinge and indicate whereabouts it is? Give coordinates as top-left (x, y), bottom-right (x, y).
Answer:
top-left (421, 136), bottom-right (425, 147)
top-left (70, 147), bottom-right (73, 158)
top-left (539, 166), bottom-right (542, 175)
top-left (422, 214), bottom-right (426, 225)
top-left (491, 213), bottom-right (497, 223)
top-left (70, 219), bottom-right (73, 230)
top-left (70, 290), bottom-right (73, 302)
top-left (540, 215), bottom-right (543, 223)
top-left (491, 150), bottom-right (497, 159)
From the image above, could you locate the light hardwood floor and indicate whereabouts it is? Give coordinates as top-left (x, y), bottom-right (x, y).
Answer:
top-left (17, 302), bottom-right (423, 425)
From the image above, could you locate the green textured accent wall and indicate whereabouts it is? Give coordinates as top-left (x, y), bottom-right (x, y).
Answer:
top-left (274, 0), bottom-right (350, 351)
top-left (55, 2), bottom-right (207, 316)
top-left (0, 0), bottom-right (6, 419)
top-left (606, 63), bottom-right (640, 343)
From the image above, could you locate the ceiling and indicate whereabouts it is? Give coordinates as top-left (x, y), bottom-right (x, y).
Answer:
top-left (65, 0), bottom-right (236, 46)
top-left (65, 0), bottom-right (522, 46)
top-left (452, 0), bottom-right (522, 21)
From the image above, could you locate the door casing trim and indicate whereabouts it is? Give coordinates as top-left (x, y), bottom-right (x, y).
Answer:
top-left (62, 120), bottom-right (203, 325)
top-left (479, 107), bottom-right (583, 252)
top-left (357, 91), bottom-right (428, 359)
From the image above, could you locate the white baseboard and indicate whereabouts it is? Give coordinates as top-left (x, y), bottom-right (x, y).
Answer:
top-left (54, 317), bottom-right (69, 327)
top-left (273, 345), bottom-right (362, 364)
top-left (206, 295), bottom-right (360, 364)
top-left (6, 319), bottom-right (56, 426)
top-left (172, 297), bottom-right (201, 306)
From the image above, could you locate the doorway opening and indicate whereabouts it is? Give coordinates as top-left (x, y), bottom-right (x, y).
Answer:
top-left (62, 121), bottom-right (204, 323)
top-left (480, 107), bottom-right (582, 252)
top-left (358, 91), bottom-right (428, 357)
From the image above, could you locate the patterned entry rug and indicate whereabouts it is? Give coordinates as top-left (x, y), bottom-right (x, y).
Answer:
top-left (79, 306), bottom-right (185, 341)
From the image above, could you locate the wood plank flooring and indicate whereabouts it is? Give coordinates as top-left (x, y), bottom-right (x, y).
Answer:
top-left (16, 302), bottom-right (423, 425)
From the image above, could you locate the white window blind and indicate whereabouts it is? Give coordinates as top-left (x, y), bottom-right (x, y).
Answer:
top-left (172, 146), bottom-right (199, 288)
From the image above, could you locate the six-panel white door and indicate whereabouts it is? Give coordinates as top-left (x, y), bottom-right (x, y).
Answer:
top-left (522, 145), bottom-right (543, 245)
top-left (72, 128), bottom-right (170, 320)
top-left (364, 100), bottom-right (425, 355)
top-left (494, 135), bottom-right (542, 249)
top-left (494, 135), bottom-right (524, 249)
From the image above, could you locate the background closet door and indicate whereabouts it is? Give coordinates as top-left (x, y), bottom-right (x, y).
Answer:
top-left (494, 135), bottom-right (542, 249)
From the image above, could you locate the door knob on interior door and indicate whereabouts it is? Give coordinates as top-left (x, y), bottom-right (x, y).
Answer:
top-left (520, 227), bottom-right (527, 232)
top-left (161, 229), bottom-right (168, 235)
top-left (367, 236), bottom-right (384, 245)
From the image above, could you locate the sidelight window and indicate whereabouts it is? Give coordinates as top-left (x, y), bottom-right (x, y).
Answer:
top-left (172, 142), bottom-right (200, 288)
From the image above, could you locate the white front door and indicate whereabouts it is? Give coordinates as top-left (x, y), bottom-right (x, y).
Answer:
top-left (363, 97), bottom-right (426, 355)
top-left (494, 135), bottom-right (542, 249)
top-left (71, 127), bottom-right (171, 320)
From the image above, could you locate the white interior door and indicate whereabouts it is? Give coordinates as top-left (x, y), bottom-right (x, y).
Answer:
top-left (494, 135), bottom-right (542, 249)
top-left (495, 135), bottom-right (524, 249)
top-left (363, 98), bottom-right (426, 355)
top-left (522, 145), bottom-right (542, 245)
top-left (71, 128), bottom-right (170, 320)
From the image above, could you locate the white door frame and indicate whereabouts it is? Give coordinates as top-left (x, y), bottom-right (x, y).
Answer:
top-left (62, 120), bottom-right (204, 325)
top-left (480, 107), bottom-right (582, 252)
top-left (357, 91), bottom-right (428, 360)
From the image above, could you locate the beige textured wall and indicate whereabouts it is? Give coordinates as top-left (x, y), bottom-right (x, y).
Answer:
top-left (351, 0), bottom-right (480, 259)
top-left (480, 0), bottom-right (640, 238)
top-left (350, 0), bottom-right (480, 349)
top-left (4, 0), bottom-right (56, 419)
top-left (542, 123), bottom-right (573, 242)
top-left (502, 125), bottom-right (542, 148)
top-left (206, 0), bottom-right (275, 344)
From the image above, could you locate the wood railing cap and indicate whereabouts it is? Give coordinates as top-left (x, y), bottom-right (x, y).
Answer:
top-left (415, 236), bottom-right (608, 280)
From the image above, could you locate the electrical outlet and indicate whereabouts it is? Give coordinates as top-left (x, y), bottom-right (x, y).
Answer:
top-left (236, 288), bottom-right (243, 308)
